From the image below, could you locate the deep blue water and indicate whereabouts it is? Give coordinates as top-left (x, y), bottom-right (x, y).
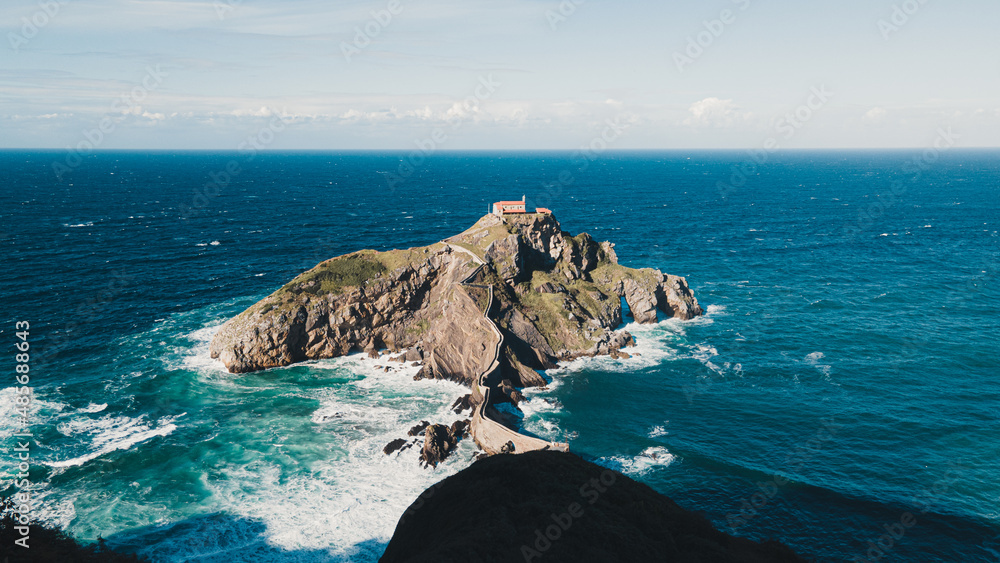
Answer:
top-left (1, 150), bottom-right (998, 562)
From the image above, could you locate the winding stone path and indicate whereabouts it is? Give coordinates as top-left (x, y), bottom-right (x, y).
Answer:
top-left (458, 263), bottom-right (568, 455)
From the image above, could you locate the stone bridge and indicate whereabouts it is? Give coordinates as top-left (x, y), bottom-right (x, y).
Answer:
top-left (458, 264), bottom-right (569, 455)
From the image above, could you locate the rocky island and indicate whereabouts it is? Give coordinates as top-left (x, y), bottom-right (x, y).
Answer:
top-left (210, 206), bottom-right (701, 464)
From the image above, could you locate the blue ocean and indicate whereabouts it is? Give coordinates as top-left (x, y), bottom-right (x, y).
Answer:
top-left (1, 150), bottom-right (998, 562)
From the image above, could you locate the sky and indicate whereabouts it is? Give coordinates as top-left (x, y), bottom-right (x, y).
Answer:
top-left (1, 0), bottom-right (998, 150)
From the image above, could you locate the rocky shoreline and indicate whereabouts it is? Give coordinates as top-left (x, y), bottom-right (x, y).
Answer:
top-left (210, 212), bottom-right (702, 464)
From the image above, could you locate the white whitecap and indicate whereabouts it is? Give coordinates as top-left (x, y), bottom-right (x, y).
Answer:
top-left (597, 446), bottom-right (676, 476)
top-left (804, 351), bottom-right (833, 379)
top-left (648, 425), bottom-right (669, 438)
top-left (705, 304), bottom-right (726, 315)
top-left (175, 324), bottom-right (229, 374)
top-left (49, 414), bottom-right (182, 469)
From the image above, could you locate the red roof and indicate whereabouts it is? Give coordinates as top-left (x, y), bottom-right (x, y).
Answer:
top-left (536, 207), bottom-right (552, 213)
top-left (495, 201), bottom-right (525, 206)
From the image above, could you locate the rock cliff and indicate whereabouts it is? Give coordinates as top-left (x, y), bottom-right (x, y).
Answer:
top-left (210, 212), bottom-right (701, 378)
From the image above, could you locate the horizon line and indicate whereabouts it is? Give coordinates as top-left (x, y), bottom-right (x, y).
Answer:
top-left (2, 147), bottom-right (999, 153)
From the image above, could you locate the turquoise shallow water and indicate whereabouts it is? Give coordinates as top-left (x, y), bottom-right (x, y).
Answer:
top-left (1, 150), bottom-right (998, 561)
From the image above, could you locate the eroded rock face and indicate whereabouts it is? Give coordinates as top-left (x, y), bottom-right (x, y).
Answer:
top-left (484, 234), bottom-right (523, 283)
top-left (210, 213), bottom-right (701, 375)
top-left (623, 277), bottom-right (660, 324)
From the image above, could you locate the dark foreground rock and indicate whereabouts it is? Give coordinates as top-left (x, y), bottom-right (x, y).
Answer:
top-left (1, 512), bottom-right (149, 563)
top-left (381, 451), bottom-right (807, 563)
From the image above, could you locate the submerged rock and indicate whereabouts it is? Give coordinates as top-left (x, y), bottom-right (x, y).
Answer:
top-left (407, 421), bottom-right (430, 437)
top-left (382, 438), bottom-right (408, 456)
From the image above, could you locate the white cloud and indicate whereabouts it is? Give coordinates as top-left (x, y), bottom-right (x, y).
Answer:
top-left (683, 97), bottom-right (749, 128)
top-left (231, 106), bottom-right (275, 118)
top-left (863, 107), bottom-right (887, 123)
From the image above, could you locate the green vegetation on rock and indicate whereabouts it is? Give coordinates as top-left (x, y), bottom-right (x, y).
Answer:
top-left (279, 251), bottom-right (388, 296)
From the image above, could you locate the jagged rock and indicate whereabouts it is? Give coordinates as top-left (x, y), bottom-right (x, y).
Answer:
top-left (623, 277), bottom-right (659, 324)
top-left (408, 421), bottom-right (430, 437)
top-left (535, 282), bottom-right (565, 294)
top-left (484, 234), bottom-right (524, 283)
top-left (451, 394), bottom-right (473, 414)
top-left (498, 379), bottom-right (524, 405)
top-left (383, 438), bottom-right (408, 456)
top-left (600, 241), bottom-right (618, 264)
top-left (420, 424), bottom-right (456, 468)
top-left (450, 419), bottom-right (470, 439)
top-left (609, 330), bottom-right (635, 350)
top-left (660, 274), bottom-right (703, 319)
